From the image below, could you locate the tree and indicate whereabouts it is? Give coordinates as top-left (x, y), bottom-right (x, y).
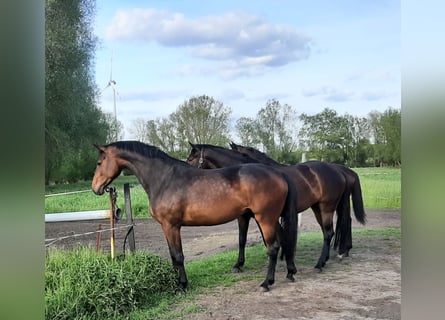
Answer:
top-left (299, 108), bottom-right (348, 163)
top-left (45, 0), bottom-right (109, 183)
top-left (104, 113), bottom-right (124, 142)
top-left (368, 108), bottom-right (401, 166)
top-left (236, 99), bottom-right (299, 163)
top-left (345, 114), bottom-right (372, 167)
top-left (235, 117), bottom-right (260, 146)
top-left (145, 117), bottom-right (180, 156)
top-left (134, 95), bottom-right (232, 159)
top-left (130, 118), bottom-right (149, 142)
top-left (173, 95), bottom-right (232, 147)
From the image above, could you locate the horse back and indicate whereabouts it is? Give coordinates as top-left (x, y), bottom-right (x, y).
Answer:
top-left (275, 162), bottom-right (346, 211)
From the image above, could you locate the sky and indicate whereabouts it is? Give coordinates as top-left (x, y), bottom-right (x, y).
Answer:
top-left (93, 0), bottom-right (400, 139)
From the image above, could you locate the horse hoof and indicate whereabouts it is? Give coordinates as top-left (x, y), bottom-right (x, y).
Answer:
top-left (337, 254), bottom-right (344, 260)
top-left (259, 285), bottom-right (270, 292)
top-left (286, 274), bottom-right (295, 282)
top-left (314, 267), bottom-right (323, 273)
top-left (231, 267), bottom-right (242, 273)
top-left (175, 288), bottom-right (187, 296)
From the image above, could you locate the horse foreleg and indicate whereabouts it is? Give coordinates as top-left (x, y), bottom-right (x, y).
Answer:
top-left (233, 213), bottom-right (251, 272)
top-left (162, 224), bottom-right (188, 290)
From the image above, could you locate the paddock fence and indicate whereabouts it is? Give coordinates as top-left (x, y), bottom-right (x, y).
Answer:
top-left (45, 183), bottom-right (136, 258)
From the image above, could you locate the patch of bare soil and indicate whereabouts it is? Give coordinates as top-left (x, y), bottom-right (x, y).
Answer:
top-left (45, 209), bottom-right (401, 319)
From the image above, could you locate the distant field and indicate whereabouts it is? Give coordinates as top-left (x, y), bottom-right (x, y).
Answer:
top-left (45, 167), bottom-right (401, 217)
top-left (353, 167), bottom-right (401, 209)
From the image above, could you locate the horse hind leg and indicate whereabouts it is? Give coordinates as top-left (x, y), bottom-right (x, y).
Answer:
top-left (313, 206), bottom-right (335, 271)
top-left (275, 222), bottom-right (297, 282)
top-left (260, 240), bottom-right (280, 291)
top-left (256, 222), bottom-right (280, 291)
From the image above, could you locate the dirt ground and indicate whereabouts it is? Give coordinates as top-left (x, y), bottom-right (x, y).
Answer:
top-left (45, 209), bottom-right (401, 319)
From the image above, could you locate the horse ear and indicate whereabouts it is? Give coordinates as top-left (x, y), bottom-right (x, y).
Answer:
top-left (188, 141), bottom-right (195, 148)
top-left (93, 144), bottom-right (105, 153)
top-left (229, 141), bottom-right (236, 149)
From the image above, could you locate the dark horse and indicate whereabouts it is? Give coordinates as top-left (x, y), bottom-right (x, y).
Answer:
top-left (228, 142), bottom-right (367, 263)
top-left (92, 141), bottom-right (298, 291)
top-left (187, 142), bottom-right (366, 271)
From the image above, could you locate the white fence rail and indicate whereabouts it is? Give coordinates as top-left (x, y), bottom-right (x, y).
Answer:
top-left (45, 210), bottom-right (111, 222)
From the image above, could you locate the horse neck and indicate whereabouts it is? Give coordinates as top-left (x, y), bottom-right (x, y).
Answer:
top-left (205, 149), bottom-right (251, 168)
top-left (120, 152), bottom-right (178, 198)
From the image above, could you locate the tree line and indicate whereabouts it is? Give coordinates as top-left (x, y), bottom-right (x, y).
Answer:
top-left (132, 96), bottom-right (400, 167)
top-left (45, 0), bottom-right (400, 184)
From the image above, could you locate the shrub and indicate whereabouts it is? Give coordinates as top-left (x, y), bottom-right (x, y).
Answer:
top-left (45, 248), bottom-right (177, 319)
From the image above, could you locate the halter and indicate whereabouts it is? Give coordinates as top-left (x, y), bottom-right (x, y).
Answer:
top-left (198, 148), bottom-right (204, 168)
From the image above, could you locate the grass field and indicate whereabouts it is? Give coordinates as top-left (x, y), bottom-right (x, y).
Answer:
top-left (45, 167), bottom-right (401, 216)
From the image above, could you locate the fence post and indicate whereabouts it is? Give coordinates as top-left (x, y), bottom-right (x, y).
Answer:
top-left (109, 188), bottom-right (116, 259)
top-left (124, 183), bottom-right (136, 253)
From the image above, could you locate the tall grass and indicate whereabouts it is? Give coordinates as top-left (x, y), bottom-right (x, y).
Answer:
top-left (45, 248), bottom-right (177, 319)
top-left (45, 167), bottom-right (401, 216)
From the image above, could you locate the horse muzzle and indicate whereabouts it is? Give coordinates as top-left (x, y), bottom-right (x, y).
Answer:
top-left (92, 185), bottom-right (104, 195)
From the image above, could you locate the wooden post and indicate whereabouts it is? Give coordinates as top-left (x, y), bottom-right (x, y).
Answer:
top-left (124, 183), bottom-right (136, 253)
top-left (108, 188), bottom-right (116, 259)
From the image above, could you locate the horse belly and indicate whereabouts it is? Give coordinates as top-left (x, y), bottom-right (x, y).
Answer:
top-left (182, 199), bottom-right (244, 226)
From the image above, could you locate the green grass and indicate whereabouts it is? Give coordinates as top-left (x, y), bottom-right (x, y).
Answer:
top-left (45, 167), bottom-right (401, 217)
top-left (45, 248), bottom-right (178, 319)
top-left (353, 167), bottom-right (401, 209)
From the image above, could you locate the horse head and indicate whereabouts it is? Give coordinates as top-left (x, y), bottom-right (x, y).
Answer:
top-left (91, 144), bottom-right (123, 195)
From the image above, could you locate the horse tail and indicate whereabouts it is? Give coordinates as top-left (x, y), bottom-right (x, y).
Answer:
top-left (333, 168), bottom-right (366, 250)
top-left (351, 172), bottom-right (366, 225)
top-left (280, 173), bottom-right (298, 263)
top-left (333, 191), bottom-right (350, 250)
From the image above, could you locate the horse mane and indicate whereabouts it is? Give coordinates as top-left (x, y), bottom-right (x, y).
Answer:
top-left (230, 142), bottom-right (279, 165)
top-left (248, 147), bottom-right (280, 164)
top-left (194, 143), bottom-right (261, 163)
top-left (108, 141), bottom-right (189, 167)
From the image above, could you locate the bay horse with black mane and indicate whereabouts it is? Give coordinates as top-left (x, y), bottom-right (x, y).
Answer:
top-left (187, 142), bottom-right (366, 272)
top-left (229, 142), bottom-right (366, 260)
top-left (92, 141), bottom-right (298, 291)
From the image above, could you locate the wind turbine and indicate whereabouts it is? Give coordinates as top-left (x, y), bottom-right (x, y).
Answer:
top-left (101, 55), bottom-right (120, 122)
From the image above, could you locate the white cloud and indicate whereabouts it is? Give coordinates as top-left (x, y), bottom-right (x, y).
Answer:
top-left (106, 8), bottom-right (311, 73)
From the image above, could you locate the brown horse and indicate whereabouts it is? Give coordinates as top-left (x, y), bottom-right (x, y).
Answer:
top-left (187, 142), bottom-right (366, 271)
top-left (228, 142), bottom-right (366, 262)
top-left (92, 141), bottom-right (298, 291)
